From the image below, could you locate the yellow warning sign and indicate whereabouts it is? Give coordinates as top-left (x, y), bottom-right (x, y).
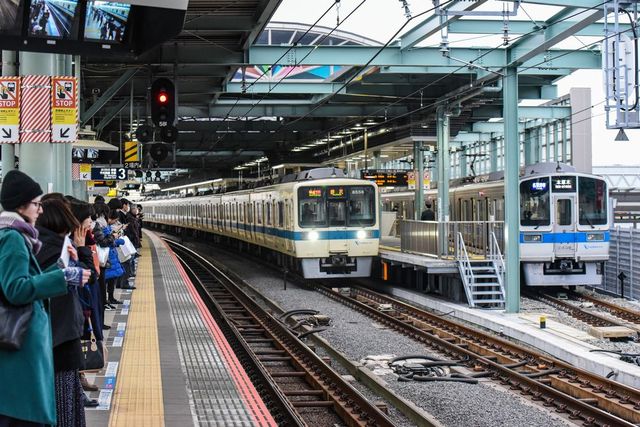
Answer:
top-left (124, 141), bottom-right (139, 163)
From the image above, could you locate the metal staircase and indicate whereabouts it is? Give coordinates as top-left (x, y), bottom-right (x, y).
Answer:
top-left (456, 232), bottom-right (505, 309)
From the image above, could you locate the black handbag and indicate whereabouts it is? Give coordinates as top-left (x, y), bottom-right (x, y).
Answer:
top-left (0, 289), bottom-right (33, 351)
top-left (81, 319), bottom-right (104, 370)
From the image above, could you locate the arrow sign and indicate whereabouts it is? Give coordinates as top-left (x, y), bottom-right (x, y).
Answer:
top-left (2, 129), bottom-right (11, 139)
top-left (52, 124), bottom-right (76, 143)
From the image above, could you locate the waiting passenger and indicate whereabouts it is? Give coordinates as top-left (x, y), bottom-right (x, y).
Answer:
top-left (36, 198), bottom-right (93, 427)
top-left (0, 171), bottom-right (84, 427)
top-left (420, 202), bottom-right (436, 221)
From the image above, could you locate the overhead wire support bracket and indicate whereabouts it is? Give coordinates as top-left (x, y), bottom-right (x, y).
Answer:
top-left (433, 0), bottom-right (521, 17)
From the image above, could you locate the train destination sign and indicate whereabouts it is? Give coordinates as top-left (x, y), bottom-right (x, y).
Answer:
top-left (552, 176), bottom-right (576, 192)
top-left (361, 169), bottom-right (408, 187)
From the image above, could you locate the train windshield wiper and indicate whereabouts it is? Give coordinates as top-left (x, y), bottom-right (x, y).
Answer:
top-left (581, 211), bottom-right (595, 229)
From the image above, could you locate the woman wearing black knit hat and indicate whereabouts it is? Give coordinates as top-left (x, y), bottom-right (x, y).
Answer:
top-left (0, 170), bottom-right (91, 427)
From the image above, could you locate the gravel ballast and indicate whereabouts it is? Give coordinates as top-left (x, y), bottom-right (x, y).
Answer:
top-left (191, 242), bottom-right (573, 427)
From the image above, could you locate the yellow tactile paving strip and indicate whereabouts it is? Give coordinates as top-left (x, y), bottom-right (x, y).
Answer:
top-left (109, 238), bottom-right (164, 427)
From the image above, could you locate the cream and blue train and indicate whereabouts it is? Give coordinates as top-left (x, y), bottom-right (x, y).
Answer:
top-left (141, 169), bottom-right (380, 278)
top-left (382, 163), bottom-right (611, 287)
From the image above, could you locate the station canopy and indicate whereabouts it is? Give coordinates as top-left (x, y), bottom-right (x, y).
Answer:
top-left (79, 0), bottom-right (608, 178)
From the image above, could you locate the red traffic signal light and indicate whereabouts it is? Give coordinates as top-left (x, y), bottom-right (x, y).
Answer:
top-left (151, 78), bottom-right (176, 127)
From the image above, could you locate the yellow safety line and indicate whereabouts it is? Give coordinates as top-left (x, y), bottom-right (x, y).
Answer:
top-left (109, 238), bottom-right (164, 427)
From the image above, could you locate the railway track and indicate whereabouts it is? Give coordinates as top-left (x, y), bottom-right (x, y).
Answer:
top-left (165, 239), bottom-right (394, 427)
top-left (306, 283), bottom-right (640, 427)
top-left (570, 292), bottom-right (640, 328)
top-left (525, 290), bottom-right (629, 329)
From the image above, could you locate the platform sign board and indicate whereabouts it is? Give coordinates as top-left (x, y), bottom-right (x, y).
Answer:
top-left (361, 169), bottom-right (408, 187)
top-left (91, 167), bottom-right (129, 181)
top-left (51, 77), bottom-right (78, 143)
top-left (0, 77), bottom-right (20, 144)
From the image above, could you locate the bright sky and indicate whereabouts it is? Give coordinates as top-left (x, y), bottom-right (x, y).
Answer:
top-left (271, 0), bottom-right (640, 167)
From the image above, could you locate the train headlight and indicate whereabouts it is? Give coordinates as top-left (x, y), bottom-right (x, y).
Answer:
top-left (523, 234), bottom-right (542, 242)
top-left (356, 230), bottom-right (367, 239)
top-left (587, 233), bottom-right (604, 241)
top-left (307, 231), bottom-right (319, 241)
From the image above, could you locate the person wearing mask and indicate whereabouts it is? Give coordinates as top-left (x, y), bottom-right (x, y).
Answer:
top-left (36, 198), bottom-right (93, 427)
top-left (103, 210), bottom-right (125, 306)
top-left (69, 201), bottom-right (102, 400)
top-left (92, 203), bottom-right (115, 320)
top-left (0, 170), bottom-right (88, 427)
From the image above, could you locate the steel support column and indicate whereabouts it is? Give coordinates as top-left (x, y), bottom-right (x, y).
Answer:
top-left (19, 52), bottom-right (54, 192)
top-left (1, 51), bottom-right (16, 178)
top-left (413, 141), bottom-right (424, 220)
top-left (53, 54), bottom-right (73, 195)
top-left (503, 66), bottom-right (520, 313)
top-left (436, 106), bottom-right (450, 256)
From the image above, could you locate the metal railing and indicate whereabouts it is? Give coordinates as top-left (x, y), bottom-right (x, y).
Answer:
top-left (603, 227), bottom-right (640, 299)
top-left (399, 220), bottom-right (504, 259)
top-left (488, 231), bottom-right (507, 297)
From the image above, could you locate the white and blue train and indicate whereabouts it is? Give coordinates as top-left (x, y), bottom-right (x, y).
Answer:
top-left (382, 162), bottom-right (611, 287)
top-left (141, 168), bottom-right (380, 278)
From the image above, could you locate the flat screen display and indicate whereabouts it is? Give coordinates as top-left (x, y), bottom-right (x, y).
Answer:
top-left (84, 1), bottom-right (131, 43)
top-left (0, 0), bottom-right (21, 34)
top-left (28, 0), bottom-right (80, 39)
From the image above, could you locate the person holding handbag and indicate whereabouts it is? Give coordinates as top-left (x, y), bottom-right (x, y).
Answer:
top-left (36, 198), bottom-right (93, 427)
top-left (0, 170), bottom-right (89, 427)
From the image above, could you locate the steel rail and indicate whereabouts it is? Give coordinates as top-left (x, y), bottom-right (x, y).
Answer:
top-left (165, 239), bottom-right (395, 427)
top-left (527, 291), bottom-right (626, 329)
top-left (571, 291), bottom-right (640, 327)
top-left (308, 284), bottom-right (640, 427)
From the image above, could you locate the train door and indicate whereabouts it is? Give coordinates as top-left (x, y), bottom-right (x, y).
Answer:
top-left (553, 194), bottom-right (576, 258)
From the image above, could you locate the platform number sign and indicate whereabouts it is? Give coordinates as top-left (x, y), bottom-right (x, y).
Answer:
top-left (0, 77), bottom-right (20, 143)
top-left (51, 77), bottom-right (78, 143)
top-left (91, 167), bottom-right (129, 181)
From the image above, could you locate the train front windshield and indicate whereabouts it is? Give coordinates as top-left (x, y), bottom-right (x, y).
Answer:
top-left (578, 177), bottom-right (607, 226)
top-left (520, 178), bottom-right (550, 226)
top-left (299, 186), bottom-right (376, 227)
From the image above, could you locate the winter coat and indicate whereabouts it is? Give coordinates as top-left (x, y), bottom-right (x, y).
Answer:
top-left (0, 228), bottom-right (67, 425)
top-left (125, 211), bottom-right (141, 248)
top-left (93, 218), bottom-right (116, 248)
top-left (36, 226), bottom-right (85, 372)
top-left (103, 225), bottom-right (124, 280)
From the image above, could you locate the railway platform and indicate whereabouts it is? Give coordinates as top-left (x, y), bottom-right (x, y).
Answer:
top-left (84, 231), bottom-right (276, 427)
top-left (367, 282), bottom-right (640, 390)
top-left (379, 236), bottom-right (457, 274)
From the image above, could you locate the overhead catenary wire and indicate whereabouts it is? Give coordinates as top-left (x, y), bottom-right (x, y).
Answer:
top-left (290, 2), bottom-right (625, 160)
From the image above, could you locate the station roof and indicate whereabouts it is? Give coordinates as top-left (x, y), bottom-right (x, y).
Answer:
top-left (80, 0), bottom-right (607, 178)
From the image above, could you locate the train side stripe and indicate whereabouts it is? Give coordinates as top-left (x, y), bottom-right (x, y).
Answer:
top-left (520, 232), bottom-right (610, 243)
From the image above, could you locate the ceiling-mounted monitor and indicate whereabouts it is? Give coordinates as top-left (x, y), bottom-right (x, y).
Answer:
top-left (84, 1), bottom-right (131, 43)
top-left (0, 0), bottom-right (23, 35)
top-left (28, 0), bottom-right (80, 39)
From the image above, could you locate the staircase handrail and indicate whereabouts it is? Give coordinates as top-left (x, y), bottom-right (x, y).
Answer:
top-left (456, 231), bottom-right (475, 284)
top-left (489, 231), bottom-right (506, 296)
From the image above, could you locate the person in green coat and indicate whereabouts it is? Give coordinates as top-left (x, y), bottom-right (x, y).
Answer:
top-left (0, 170), bottom-right (89, 427)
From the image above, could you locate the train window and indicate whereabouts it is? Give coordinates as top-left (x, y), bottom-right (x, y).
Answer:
top-left (257, 203), bottom-right (263, 225)
top-left (348, 186), bottom-right (375, 226)
top-left (266, 202), bottom-right (272, 225)
top-left (578, 177), bottom-right (607, 226)
top-left (556, 199), bottom-right (572, 226)
top-left (520, 177), bottom-right (550, 226)
top-left (278, 201), bottom-right (284, 227)
top-left (298, 187), bottom-right (327, 227)
top-left (328, 200), bottom-right (346, 226)
top-left (247, 203), bottom-right (253, 223)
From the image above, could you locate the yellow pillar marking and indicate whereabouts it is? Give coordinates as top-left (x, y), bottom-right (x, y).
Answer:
top-left (109, 238), bottom-right (164, 427)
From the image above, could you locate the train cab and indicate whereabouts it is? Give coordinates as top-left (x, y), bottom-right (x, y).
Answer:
top-left (520, 171), bottom-right (610, 286)
top-left (294, 180), bottom-right (379, 278)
